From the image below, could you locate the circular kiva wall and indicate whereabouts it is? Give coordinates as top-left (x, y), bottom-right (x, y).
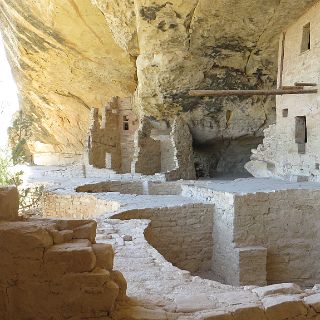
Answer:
top-left (112, 204), bottom-right (214, 276)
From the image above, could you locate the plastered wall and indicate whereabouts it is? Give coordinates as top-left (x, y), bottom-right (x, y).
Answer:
top-left (247, 2), bottom-right (320, 182)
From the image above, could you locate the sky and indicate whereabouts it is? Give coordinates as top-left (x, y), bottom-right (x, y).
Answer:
top-left (0, 31), bottom-right (19, 148)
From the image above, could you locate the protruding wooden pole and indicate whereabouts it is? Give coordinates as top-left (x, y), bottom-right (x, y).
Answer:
top-left (294, 82), bottom-right (317, 87)
top-left (280, 86), bottom-right (304, 90)
top-left (189, 88), bottom-right (318, 97)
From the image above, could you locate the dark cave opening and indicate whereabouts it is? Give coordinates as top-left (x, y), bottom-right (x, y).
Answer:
top-left (193, 136), bottom-right (263, 179)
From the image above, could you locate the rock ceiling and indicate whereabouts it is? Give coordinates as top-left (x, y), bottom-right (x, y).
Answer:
top-left (0, 0), bottom-right (317, 155)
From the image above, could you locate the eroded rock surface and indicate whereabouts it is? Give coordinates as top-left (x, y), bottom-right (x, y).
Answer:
top-left (0, 0), bottom-right (136, 160)
top-left (0, 0), bottom-right (318, 164)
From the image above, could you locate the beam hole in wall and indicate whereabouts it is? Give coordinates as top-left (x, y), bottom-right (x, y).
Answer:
top-left (282, 109), bottom-right (288, 117)
top-left (301, 22), bottom-right (311, 53)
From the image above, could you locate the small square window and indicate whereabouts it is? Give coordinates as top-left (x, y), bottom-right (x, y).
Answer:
top-left (301, 23), bottom-right (311, 53)
top-left (123, 122), bottom-right (129, 130)
top-left (282, 109), bottom-right (288, 117)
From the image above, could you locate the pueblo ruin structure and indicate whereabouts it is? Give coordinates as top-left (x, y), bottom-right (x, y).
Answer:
top-left (2, 1), bottom-right (320, 320)
top-left (246, 3), bottom-right (320, 182)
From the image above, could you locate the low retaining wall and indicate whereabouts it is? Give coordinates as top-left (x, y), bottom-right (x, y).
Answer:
top-left (42, 193), bottom-right (120, 219)
top-left (75, 181), bottom-right (182, 196)
top-left (112, 204), bottom-right (214, 274)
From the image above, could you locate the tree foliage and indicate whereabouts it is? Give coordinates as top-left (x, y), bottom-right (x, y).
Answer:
top-left (0, 110), bottom-right (44, 214)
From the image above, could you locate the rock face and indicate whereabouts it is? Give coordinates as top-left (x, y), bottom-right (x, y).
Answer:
top-left (0, 0), bottom-right (136, 163)
top-left (0, 0), bottom-right (318, 173)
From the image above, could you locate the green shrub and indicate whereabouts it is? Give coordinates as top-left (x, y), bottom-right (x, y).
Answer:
top-left (0, 149), bottom-right (23, 186)
top-left (1, 110), bottom-right (44, 214)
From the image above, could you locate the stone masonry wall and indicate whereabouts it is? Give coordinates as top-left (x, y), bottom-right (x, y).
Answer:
top-left (112, 204), bottom-right (214, 274)
top-left (118, 97), bottom-right (139, 173)
top-left (42, 188), bottom-right (213, 276)
top-left (160, 139), bottom-right (176, 173)
top-left (75, 181), bottom-right (144, 195)
top-left (134, 117), bottom-right (196, 180)
top-left (247, 2), bottom-right (320, 182)
top-left (181, 185), bottom-right (248, 285)
top-left (75, 181), bottom-right (182, 196)
top-left (183, 184), bottom-right (320, 287)
top-left (43, 193), bottom-right (120, 219)
top-left (234, 189), bottom-right (320, 287)
top-left (134, 119), bottom-right (162, 175)
top-left (148, 181), bottom-right (182, 195)
top-left (0, 219), bottom-right (127, 320)
top-left (165, 118), bottom-right (196, 181)
top-left (0, 187), bottom-right (126, 319)
top-left (88, 97), bottom-right (139, 173)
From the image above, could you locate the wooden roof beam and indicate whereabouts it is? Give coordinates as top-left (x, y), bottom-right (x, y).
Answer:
top-left (189, 88), bottom-right (318, 97)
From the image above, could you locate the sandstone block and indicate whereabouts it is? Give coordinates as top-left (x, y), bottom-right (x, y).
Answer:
top-left (92, 243), bottom-right (114, 270)
top-left (253, 283), bottom-right (302, 298)
top-left (304, 293), bottom-right (320, 312)
top-left (196, 311), bottom-right (233, 320)
top-left (44, 241), bottom-right (96, 274)
top-left (262, 295), bottom-right (308, 320)
top-left (51, 229), bottom-right (74, 244)
top-left (73, 221), bottom-right (97, 243)
top-left (111, 270), bottom-right (127, 298)
top-left (0, 186), bottom-right (19, 221)
top-left (62, 269), bottom-right (119, 315)
top-left (114, 305), bottom-right (167, 320)
top-left (232, 305), bottom-right (266, 320)
top-left (0, 222), bottom-right (53, 254)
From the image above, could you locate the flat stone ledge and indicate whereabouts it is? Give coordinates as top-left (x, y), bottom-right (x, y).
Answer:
top-left (253, 283), bottom-right (303, 298)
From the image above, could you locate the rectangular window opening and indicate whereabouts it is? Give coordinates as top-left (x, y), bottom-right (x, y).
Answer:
top-left (282, 109), bottom-right (288, 117)
top-left (123, 115), bottom-right (129, 131)
top-left (301, 23), bottom-right (311, 53)
top-left (295, 116), bottom-right (307, 154)
top-left (316, 163), bottom-right (320, 170)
